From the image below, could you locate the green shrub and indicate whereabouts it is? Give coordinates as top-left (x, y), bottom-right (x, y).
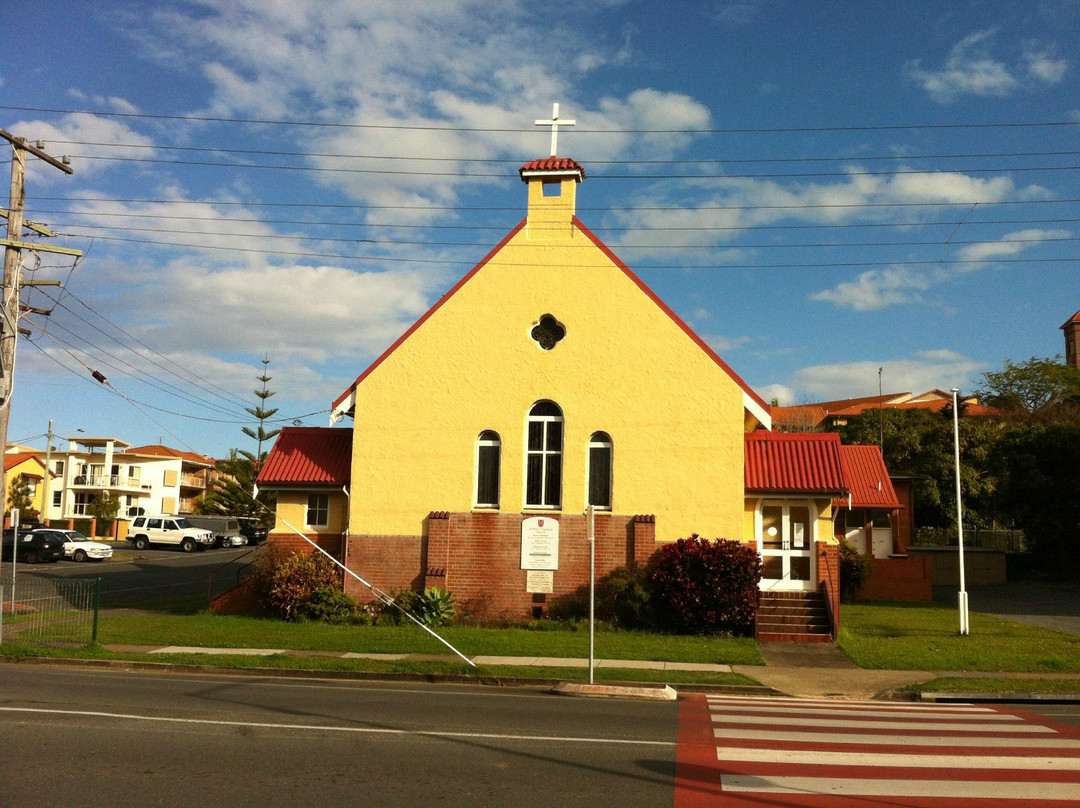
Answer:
top-left (376, 589), bottom-right (421, 625)
top-left (839, 538), bottom-right (872, 602)
top-left (596, 564), bottom-right (653, 629)
top-left (257, 547), bottom-right (340, 620)
top-left (649, 535), bottom-right (762, 636)
top-left (294, 586), bottom-right (364, 624)
top-left (413, 586), bottom-right (457, 627)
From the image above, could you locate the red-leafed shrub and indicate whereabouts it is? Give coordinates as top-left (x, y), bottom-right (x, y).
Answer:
top-left (649, 535), bottom-right (762, 636)
top-left (255, 545), bottom-right (341, 620)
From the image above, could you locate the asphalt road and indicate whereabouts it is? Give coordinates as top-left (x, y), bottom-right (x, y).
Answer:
top-left (0, 665), bottom-right (679, 808)
top-left (0, 545), bottom-right (255, 608)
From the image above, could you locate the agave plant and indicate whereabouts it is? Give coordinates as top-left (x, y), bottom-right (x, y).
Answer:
top-left (413, 586), bottom-right (457, 627)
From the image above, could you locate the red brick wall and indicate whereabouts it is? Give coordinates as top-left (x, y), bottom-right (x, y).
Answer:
top-left (816, 540), bottom-right (840, 633)
top-left (268, 531), bottom-right (343, 558)
top-left (857, 556), bottom-right (933, 601)
top-left (347, 512), bottom-right (659, 620)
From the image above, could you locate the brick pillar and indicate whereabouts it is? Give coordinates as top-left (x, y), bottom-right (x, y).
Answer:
top-left (425, 511), bottom-right (450, 589)
top-left (631, 514), bottom-right (656, 565)
top-left (817, 540), bottom-right (840, 635)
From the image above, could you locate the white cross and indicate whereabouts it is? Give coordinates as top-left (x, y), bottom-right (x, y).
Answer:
top-left (534, 103), bottom-right (575, 157)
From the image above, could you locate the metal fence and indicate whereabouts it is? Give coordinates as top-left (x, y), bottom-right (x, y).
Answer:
top-left (0, 578), bottom-right (100, 646)
top-left (914, 525), bottom-right (1027, 554)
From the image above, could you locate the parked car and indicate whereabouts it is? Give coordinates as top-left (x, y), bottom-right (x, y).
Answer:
top-left (1, 529), bottom-right (65, 563)
top-left (181, 515), bottom-right (246, 548)
top-left (126, 516), bottom-right (214, 552)
top-left (55, 530), bottom-right (114, 562)
top-left (237, 517), bottom-right (268, 545)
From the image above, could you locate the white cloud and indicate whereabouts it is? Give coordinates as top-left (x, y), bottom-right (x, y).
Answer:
top-left (7, 113), bottom-right (156, 181)
top-left (905, 29), bottom-right (1019, 102)
top-left (906, 29), bottom-right (1068, 103)
top-left (809, 267), bottom-right (934, 311)
top-left (1023, 42), bottom-right (1068, 83)
top-left (781, 353), bottom-right (987, 402)
top-left (955, 228), bottom-right (1072, 263)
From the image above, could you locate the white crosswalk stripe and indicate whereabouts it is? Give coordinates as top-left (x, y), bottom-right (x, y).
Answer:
top-left (705, 694), bottom-right (1080, 805)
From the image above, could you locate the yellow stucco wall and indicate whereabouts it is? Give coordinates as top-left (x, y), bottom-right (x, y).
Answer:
top-left (5, 459), bottom-right (49, 519)
top-left (347, 173), bottom-right (757, 543)
top-left (273, 490), bottom-right (349, 535)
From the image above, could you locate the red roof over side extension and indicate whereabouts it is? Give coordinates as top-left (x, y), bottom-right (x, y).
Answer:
top-left (257, 427), bottom-right (352, 487)
top-left (838, 445), bottom-right (901, 509)
top-left (745, 432), bottom-right (848, 495)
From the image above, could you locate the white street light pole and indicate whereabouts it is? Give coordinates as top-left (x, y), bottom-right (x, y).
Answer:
top-left (587, 504), bottom-right (596, 685)
top-left (951, 388), bottom-right (970, 635)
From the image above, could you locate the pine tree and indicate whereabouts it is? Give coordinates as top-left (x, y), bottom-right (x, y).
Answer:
top-left (197, 356), bottom-right (279, 521)
top-left (241, 355), bottom-right (281, 467)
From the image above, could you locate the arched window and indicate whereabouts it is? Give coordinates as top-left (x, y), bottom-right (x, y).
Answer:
top-left (587, 431), bottom-right (612, 510)
top-left (525, 401), bottom-right (563, 508)
top-left (475, 430), bottom-right (501, 508)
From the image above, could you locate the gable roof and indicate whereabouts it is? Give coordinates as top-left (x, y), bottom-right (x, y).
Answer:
top-left (127, 444), bottom-right (214, 467)
top-left (257, 427), bottom-right (352, 487)
top-left (1062, 308), bottom-right (1080, 330)
top-left (838, 445), bottom-right (901, 509)
top-left (744, 432), bottom-right (848, 495)
top-left (4, 453), bottom-right (50, 477)
top-left (331, 168), bottom-right (771, 427)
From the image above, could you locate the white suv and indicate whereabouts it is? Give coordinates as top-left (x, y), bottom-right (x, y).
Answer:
top-left (128, 516), bottom-right (214, 552)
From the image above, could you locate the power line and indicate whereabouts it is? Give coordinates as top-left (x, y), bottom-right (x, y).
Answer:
top-left (5, 104), bottom-right (1080, 133)
top-left (60, 152), bottom-right (1080, 179)
top-left (42, 138), bottom-right (1080, 165)
top-left (50, 222), bottom-right (1080, 250)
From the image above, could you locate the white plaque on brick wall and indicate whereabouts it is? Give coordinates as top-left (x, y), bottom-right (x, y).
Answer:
top-left (521, 516), bottom-right (559, 570)
top-left (526, 570), bottom-right (554, 593)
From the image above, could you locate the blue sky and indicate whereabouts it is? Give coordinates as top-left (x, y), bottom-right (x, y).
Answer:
top-left (1, 0), bottom-right (1077, 457)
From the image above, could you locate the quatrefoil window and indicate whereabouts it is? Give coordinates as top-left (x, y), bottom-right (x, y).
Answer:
top-left (531, 314), bottom-right (566, 350)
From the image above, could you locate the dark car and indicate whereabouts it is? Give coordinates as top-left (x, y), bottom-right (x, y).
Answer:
top-left (1, 528), bottom-right (65, 563)
top-left (237, 517), bottom-right (267, 545)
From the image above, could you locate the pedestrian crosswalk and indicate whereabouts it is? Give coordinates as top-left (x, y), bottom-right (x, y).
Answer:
top-left (677, 694), bottom-right (1080, 806)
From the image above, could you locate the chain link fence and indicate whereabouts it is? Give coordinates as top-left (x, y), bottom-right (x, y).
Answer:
top-left (1, 577), bottom-right (100, 646)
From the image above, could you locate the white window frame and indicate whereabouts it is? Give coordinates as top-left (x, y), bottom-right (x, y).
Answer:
top-left (524, 401), bottom-right (563, 510)
top-left (586, 431), bottom-right (613, 510)
top-left (474, 430), bottom-right (501, 509)
top-left (306, 492), bottom-right (330, 529)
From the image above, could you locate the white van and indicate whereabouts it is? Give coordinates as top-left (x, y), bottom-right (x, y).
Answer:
top-left (128, 516), bottom-right (214, 552)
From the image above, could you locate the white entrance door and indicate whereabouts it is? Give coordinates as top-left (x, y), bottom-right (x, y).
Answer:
top-left (760, 503), bottom-right (815, 592)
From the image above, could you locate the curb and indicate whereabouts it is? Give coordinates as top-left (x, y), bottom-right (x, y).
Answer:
top-left (552, 682), bottom-right (678, 701)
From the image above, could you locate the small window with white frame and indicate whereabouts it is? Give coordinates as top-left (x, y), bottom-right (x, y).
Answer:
top-left (475, 430), bottom-right (501, 508)
top-left (306, 492), bottom-right (330, 528)
top-left (525, 400), bottom-right (563, 509)
top-left (587, 431), bottom-right (612, 510)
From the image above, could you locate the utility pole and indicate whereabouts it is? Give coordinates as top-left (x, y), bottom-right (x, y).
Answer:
top-left (0, 128), bottom-right (77, 464)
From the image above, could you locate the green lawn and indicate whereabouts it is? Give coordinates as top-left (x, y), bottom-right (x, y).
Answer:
top-left (839, 600), bottom-right (1080, 673)
top-left (94, 611), bottom-right (765, 665)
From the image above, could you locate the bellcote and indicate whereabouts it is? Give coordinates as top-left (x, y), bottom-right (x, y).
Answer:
top-left (519, 156), bottom-right (585, 238)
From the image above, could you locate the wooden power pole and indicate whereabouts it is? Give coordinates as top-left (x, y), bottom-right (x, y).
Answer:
top-left (0, 128), bottom-right (77, 462)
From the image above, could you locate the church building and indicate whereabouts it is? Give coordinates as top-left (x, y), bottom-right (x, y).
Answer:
top-left (256, 112), bottom-right (901, 637)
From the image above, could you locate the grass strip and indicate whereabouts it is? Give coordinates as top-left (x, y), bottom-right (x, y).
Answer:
top-left (902, 677), bottom-right (1080, 695)
top-left (0, 641), bottom-right (760, 687)
top-left (94, 612), bottom-right (764, 665)
top-left (839, 601), bottom-right (1080, 673)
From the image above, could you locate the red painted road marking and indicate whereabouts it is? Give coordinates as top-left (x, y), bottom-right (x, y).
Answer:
top-left (676, 693), bottom-right (1080, 807)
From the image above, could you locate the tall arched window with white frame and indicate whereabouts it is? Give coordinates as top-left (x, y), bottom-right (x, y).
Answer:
top-left (525, 401), bottom-right (563, 509)
top-left (475, 430), bottom-right (501, 508)
top-left (587, 431), bottom-right (612, 510)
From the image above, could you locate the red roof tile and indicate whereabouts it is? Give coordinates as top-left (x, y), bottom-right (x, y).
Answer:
top-left (519, 157), bottom-right (585, 179)
top-left (745, 432), bottom-right (848, 495)
top-left (1061, 308), bottom-right (1080, 329)
top-left (4, 453), bottom-right (48, 474)
top-left (838, 445), bottom-right (900, 509)
top-left (257, 427), bottom-right (352, 486)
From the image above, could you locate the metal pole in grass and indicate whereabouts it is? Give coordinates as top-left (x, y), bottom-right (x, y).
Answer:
top-left (91, 578), bottom-right (101, 644)
top-left (588, 505), bottom-right (595, 685)
top-left (951, 388), bottom-right (970, 636)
